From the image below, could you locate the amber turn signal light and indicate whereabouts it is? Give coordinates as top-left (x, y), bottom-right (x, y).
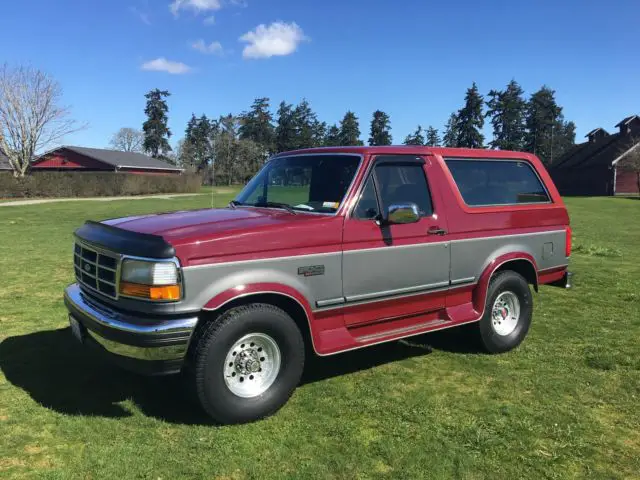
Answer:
top-left (120, 282), bottom-right (181, 301)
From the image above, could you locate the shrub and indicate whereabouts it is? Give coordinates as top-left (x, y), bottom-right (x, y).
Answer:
top-left (0, 172), bottom-right (202, 199)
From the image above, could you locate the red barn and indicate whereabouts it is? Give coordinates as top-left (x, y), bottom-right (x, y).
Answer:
top-left (550, 115), bottom-right (640, 196)
top-left (31, 146), bottom-right (182, 175)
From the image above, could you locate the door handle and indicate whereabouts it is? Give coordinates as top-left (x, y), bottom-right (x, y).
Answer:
top-left (428, 227), bottom-right (447, 236)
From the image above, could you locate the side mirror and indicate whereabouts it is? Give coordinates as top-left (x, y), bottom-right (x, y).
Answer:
top-left (386, 203), bottom-right (420, 224)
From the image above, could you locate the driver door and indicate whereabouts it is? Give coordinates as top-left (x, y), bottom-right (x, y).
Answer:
top-left (341, 155), bottom-right (450, 326)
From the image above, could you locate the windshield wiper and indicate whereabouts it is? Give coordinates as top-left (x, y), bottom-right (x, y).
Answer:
top-left (254, 201), bottom-right (297, 215)
top-left (228, 200), bottom-right (244, 209)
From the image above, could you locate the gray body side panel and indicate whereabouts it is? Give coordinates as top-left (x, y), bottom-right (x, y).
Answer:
top-left (450, 230), bottom-right (567, 282)
top-left (173, 230), bottom-right (566, 315)
top-left (342, 242), bottom-right (450, 302)
top-left (181, 253), bottom-right (343, 311)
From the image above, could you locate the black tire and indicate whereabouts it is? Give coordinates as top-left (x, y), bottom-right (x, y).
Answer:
top-left (477, 270), bottom-right (533, 354)
top-left (191, 303), bottom-right (305, 424)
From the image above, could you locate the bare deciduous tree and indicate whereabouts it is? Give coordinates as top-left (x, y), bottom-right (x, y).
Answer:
top-left (0, 64), bottom-right (84, 177)
top-left (109, 127), bottom-right (144, 153)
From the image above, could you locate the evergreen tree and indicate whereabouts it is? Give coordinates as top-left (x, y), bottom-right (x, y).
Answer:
top-left (403, 126), bottom-right (425, 145)
top-left (292, 99), bottom-right (323, 148)
top-left (184, 114), bottom-right (215, 173)
top-left (524, 86), bottom-right (574, 164)
top-left (142, 89), bottom-right (172, 158)
top-left (239, 97), bottom-right (275, 153)
top-left (486, 80), bottom-right (527, 150)
top-left (442, 112), bottom-right (459, 147)
top-left (455, 82), bottom-right (484, 148)
top-left (313, 121), bottom-right (328, 147)
top-left (525, 86), bottom-right (559, 161)
top-left (181, 114), bottom-right (198, 167)
top-left (339, 111), bottom-right (363, 146)
top-left (185, 114), bottom-right (198, 141)
top-left (324, 124), bottom-right (341, 146)
top-left (275, 101), bottom-right (296, 153)
top-left (368, 110), bottom-right (392, 146)
top-left (425, 126), bottom-right (440, 147)
top-left (552, 119), bottom-right (576, 164)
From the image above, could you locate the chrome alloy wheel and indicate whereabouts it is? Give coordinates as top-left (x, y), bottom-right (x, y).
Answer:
top-left (491, 291), bottom-right (521, 336)
top-left (223, 333), bottom-right (281, 398)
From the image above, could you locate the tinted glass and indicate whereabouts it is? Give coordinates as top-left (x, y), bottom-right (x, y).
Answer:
top-left (375, 164), bottom-right (433, 216)
top-left (236, 155), bottom-right (359, 213)
top-left (446, 159), bottom-right (550, 206)
top-left (354, 176), bottom-right (379, 219)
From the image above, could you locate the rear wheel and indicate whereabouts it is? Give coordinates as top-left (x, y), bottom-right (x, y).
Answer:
top-left (477, 270), bottom-right (533, 353)
top-left (191, 303), bottom-right (305, 424)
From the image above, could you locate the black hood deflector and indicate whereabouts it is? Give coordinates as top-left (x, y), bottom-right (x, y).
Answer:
top-left (75, 221), bottom-right (175, 259)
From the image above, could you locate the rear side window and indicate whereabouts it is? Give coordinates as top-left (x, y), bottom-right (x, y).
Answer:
top-left (445, 159), bottom-right (550, 206)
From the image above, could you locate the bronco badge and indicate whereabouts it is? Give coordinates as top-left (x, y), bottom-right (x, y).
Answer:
top-left (297, 265), bottom-right (325, 277)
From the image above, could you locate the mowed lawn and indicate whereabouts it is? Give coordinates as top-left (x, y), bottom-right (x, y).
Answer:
top-left (1, 194), bottom-right (639, 479)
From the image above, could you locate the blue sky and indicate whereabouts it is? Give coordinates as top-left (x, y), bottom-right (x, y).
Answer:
top-left (1, 0), bottom-right (639, 149)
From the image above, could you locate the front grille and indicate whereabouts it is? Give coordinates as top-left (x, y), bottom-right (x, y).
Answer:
top-left (74, 241), bottom-right (120, 299)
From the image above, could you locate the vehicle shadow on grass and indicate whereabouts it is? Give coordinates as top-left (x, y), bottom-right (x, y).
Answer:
top-left (0, 326), bottom-right (480, 425)
top-left (301, 327), bottom-right (482, 384)
top-left (0, 328), bottom-right (212, 425)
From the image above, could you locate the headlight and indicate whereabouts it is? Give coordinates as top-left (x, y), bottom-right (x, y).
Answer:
top-left (119, 259), bottom-right (181, 301)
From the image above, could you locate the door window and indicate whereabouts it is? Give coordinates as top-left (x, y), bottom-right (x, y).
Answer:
top-left (353, 176), bottom-right (380, 219)
top-left (354, 162), bottom-right (433, 219)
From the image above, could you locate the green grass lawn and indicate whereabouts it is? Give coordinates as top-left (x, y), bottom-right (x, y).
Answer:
top-left (1, 195), bottom-right (639, 479)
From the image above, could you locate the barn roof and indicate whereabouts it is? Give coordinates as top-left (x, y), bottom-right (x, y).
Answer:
top-left (552, 132), bottom-right (638, 170)
top-left (614, 115), bottom-right (640, 128)
top-left (34, 146), bottom-right (182, 171)
top-left (584, 127), bottom-right (608, 138)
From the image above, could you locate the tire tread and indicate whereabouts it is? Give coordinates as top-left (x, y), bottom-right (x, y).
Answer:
top-left (191, 303), bottom-right (304, 424)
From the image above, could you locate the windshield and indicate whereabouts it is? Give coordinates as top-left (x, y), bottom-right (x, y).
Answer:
top-left (234, 154), bottom-right (360, 214)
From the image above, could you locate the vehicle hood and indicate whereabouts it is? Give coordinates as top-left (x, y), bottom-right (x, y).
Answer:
top-left (105, 207), bottom-right (302, 239)
top-left (104, 207), bottom-right (342, 265)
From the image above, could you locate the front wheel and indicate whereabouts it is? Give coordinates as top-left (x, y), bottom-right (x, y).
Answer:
top-left (476, 270), bottom-right (533, 353)
top-left (191, 304), bottom-right (305, 424)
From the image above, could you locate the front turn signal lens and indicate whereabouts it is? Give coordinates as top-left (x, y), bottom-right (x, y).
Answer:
top-left (120, 282), bottom-right (181, 301)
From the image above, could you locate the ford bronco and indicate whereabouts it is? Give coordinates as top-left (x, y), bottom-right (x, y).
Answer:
top-left (64, 146), bottom-right (572, 424)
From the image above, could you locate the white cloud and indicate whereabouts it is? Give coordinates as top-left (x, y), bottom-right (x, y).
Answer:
top-left (239, 22), bottom-right (308, 59)
top-left (203, 15), bottom-right (216, 25)
top-left (141, 58), bottom-right (192, 74)
top-left (192, 40), bottom-right (224, 55)
top-left (170, 0), bottom-right (221, 16)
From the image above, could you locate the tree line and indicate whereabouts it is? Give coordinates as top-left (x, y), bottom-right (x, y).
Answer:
top-left (404, 80), bottom-right (576, 165)
top-left (123, 80), bottom-right (576, 184)
top-left (0, 63), bottom-right (579, 179)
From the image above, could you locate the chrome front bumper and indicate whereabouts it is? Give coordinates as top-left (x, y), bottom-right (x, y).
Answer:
top-left (64, 283), bottom-right (198, 374)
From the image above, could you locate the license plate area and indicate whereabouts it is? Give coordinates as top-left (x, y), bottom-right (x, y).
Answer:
top-left (69, 315), bottom-right (85, 343)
